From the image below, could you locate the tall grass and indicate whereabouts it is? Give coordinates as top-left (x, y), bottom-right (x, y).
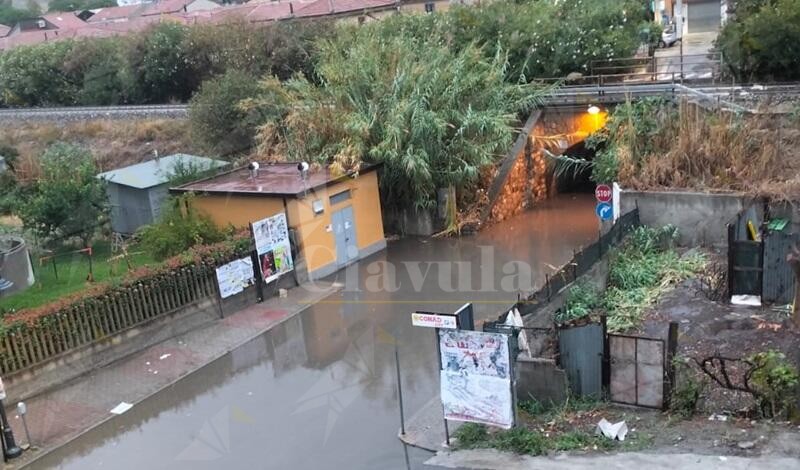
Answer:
top-left (604, 226), bottom-right (705, 332)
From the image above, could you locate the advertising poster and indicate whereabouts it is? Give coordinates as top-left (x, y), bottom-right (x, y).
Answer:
top-left (438, 329), bottom-right (513, 429)
top-left (215, 257), bottom-right (255, 299)
top-left (252, 212), bottom-right (294, 283)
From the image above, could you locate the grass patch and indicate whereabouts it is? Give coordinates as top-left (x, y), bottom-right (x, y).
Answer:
top-left (455, 397), bottom-right (637, 456)
top-left (0, 241), bottom-right (158, 312)
top-left (556, 226), bottom-right (704, 331)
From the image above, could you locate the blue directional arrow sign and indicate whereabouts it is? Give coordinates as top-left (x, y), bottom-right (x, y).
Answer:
top-left (596, 202), bottom-right (613, 221)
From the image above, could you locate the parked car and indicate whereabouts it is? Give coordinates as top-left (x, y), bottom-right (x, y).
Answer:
top-left (660, 23), bottom-right (680, 48)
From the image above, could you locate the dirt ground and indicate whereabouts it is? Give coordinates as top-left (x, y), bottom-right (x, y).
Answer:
top-left (513, 400), bottom-right (800, 459)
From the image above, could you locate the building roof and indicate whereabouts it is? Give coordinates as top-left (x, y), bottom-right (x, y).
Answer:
top-left (87, 4), bottom-right (143, 23)
top-left (294, 0), bottom-right (396, 18)
top-left (172, 162), bottom-right (378, 197)
top-left (97, 154), bottom-right (229, 189)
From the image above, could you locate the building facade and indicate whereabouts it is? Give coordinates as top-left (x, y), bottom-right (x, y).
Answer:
top-left (173, 163), bottom-right (386, 282)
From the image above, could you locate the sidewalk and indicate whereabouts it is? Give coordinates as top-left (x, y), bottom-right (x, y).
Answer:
top-left (3, 282), bottom-right (340, 469)
top-left (426, 449), bottom-right (799, 470)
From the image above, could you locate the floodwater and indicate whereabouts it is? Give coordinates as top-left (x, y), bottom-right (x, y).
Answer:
top-left (31, 194), bottom-right (597, 470)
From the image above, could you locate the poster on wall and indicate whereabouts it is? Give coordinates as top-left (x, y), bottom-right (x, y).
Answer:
top-left (252, 212), bottom-right (294, 283)
top-left (438, 329), bottom-right (514, 429)
top-left (215, 257), bottom-right (255, 299)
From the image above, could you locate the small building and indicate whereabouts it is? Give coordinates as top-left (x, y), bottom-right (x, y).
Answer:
top-left (98, 154), bottom-right (229, 235)
top-left (172, 163), bottom-right (386, 282)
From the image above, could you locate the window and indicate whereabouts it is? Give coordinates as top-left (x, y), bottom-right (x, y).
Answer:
top-left (424, 2), bottom-right (435, 13)
top-left (329, 190), bottom-right (352, 205)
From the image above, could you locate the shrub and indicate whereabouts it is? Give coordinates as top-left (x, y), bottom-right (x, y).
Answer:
top-left (748, 350), bottom-right (799, 419)
top-left (17, 143), bottom-right (107, 247)
top-left (717, 0), bottom-right (800, 81)
top-left (137, 194), bottom-right (226, 260)
top-left (555, 281), bottom-right (599, 324)
top-left (189, 70), bottom-right (263, 155)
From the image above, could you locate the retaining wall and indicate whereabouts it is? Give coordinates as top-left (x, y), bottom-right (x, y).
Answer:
top-left (619, 189), bottom-right (750, 246)
top-left (515, 357), bottom-right (568, 404)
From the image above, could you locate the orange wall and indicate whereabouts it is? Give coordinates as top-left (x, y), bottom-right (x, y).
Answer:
top-left (190, 195), bottom-right (285, 229)
top-left (190, 170), bottom-right (385, 276)
top-left (287, 171), bottom-right (385, 273)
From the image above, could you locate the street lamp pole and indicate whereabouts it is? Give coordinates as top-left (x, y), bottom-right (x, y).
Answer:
top-left (0, 377), bottom-right (21, 461)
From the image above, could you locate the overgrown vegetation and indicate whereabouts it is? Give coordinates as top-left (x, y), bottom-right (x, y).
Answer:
top-left (556, 226), bottom-right (704, 331)
top-left (605, 226), bottom-right (704, 332)
top-left (455, 397), bottom-right (648, 455)
top-left (137, 194), bottom-right (226, 261)
top-left (558, 98), bottom-right (800, 200)
top-left (247, 37), bottom-right (547, 212)
top-left (188, 70), bottom-right (263, 155)
top-left (0, 20), bottom-right (331, 106)
top-left (694, 350), bottom-right (799, 420)
top-left (555, 281), bottom-right (600, 324)
top-left (748, 350), bottom-right (799, 419)
top-left (718, 0), bottom-right (800, 82)
top-left (16, 143), bottom-right (107, 248)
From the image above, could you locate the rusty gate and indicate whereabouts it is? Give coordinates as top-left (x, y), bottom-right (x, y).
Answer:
top-left (608, 334), bottom-right (665, 409)
top-left (558, 322), bottom-right (604, 398)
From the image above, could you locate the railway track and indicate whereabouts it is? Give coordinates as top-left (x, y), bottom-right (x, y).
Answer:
top-left (0, 104), bottom-right (189, 121)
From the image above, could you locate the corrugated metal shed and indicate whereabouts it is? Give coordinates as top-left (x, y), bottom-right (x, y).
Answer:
top-left (98, 154), bottom-right (228, 234)
top-left (97, 154), bottom-right (228, 189)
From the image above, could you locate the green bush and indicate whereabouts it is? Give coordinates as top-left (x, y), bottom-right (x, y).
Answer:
top-left (748, 350), bottom-right (799, 419)
top-left (555, 281), bottom-right (600, 324)
top-left (717, 0), bottom-right (800, 81)
top-left (189, 70), bottom-right (263, 155)
top-left (137, 195), bottom-right (225, 260)
top-left (17, 143), bottom-right (107, 247)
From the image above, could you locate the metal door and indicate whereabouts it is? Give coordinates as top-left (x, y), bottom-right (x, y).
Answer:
top-left (558, 323), bottom-right (604, 398)
top-left (609, 334), bottom-right (665, 409)
top-left (687, 1), bottom-right (720, 33)
top-left (332, 206), bottom-right (358, 267)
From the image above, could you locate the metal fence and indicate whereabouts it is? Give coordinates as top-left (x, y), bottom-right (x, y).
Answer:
top-left (484, 208), bottom-right (641, 354)
top-left (517, 208), bottom-right (641, 318)
top-left (0, 262), bottom-right (222, 376)
top-left (727, 205), bottom-right (797, 304)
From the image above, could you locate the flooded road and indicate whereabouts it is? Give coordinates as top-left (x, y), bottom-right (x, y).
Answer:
top-left (31, 194), bottom-right (597, 470)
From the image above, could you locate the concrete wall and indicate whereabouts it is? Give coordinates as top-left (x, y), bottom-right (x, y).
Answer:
top-left (619, 189), bottom-right (750, 247)
top-left (515, 356), bottom-right (568, 404)
top-left (383, 206), bottom-right (437, 236)
top-left (7, 297), bottom-right (220, 402)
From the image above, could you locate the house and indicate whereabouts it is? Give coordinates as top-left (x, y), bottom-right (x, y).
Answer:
top-left (97, 154), bottom-right (229, 235)
top-left (172, 162), bottom-right (386, 282)
top-left (0, 24), bottom-right (10, 38)
top-left (661, 0), bottom-right (728, 34)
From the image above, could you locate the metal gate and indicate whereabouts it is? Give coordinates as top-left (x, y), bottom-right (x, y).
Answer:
top-left (558, 323), bottom-right (604, 398)
top-left (609, 334), bottom-right (665, 409)
top-left (763, 232), bottom-right (799, 305)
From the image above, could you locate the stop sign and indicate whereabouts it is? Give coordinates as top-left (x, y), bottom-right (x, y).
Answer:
top-left (595, 184), bottom-right (612, 203)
